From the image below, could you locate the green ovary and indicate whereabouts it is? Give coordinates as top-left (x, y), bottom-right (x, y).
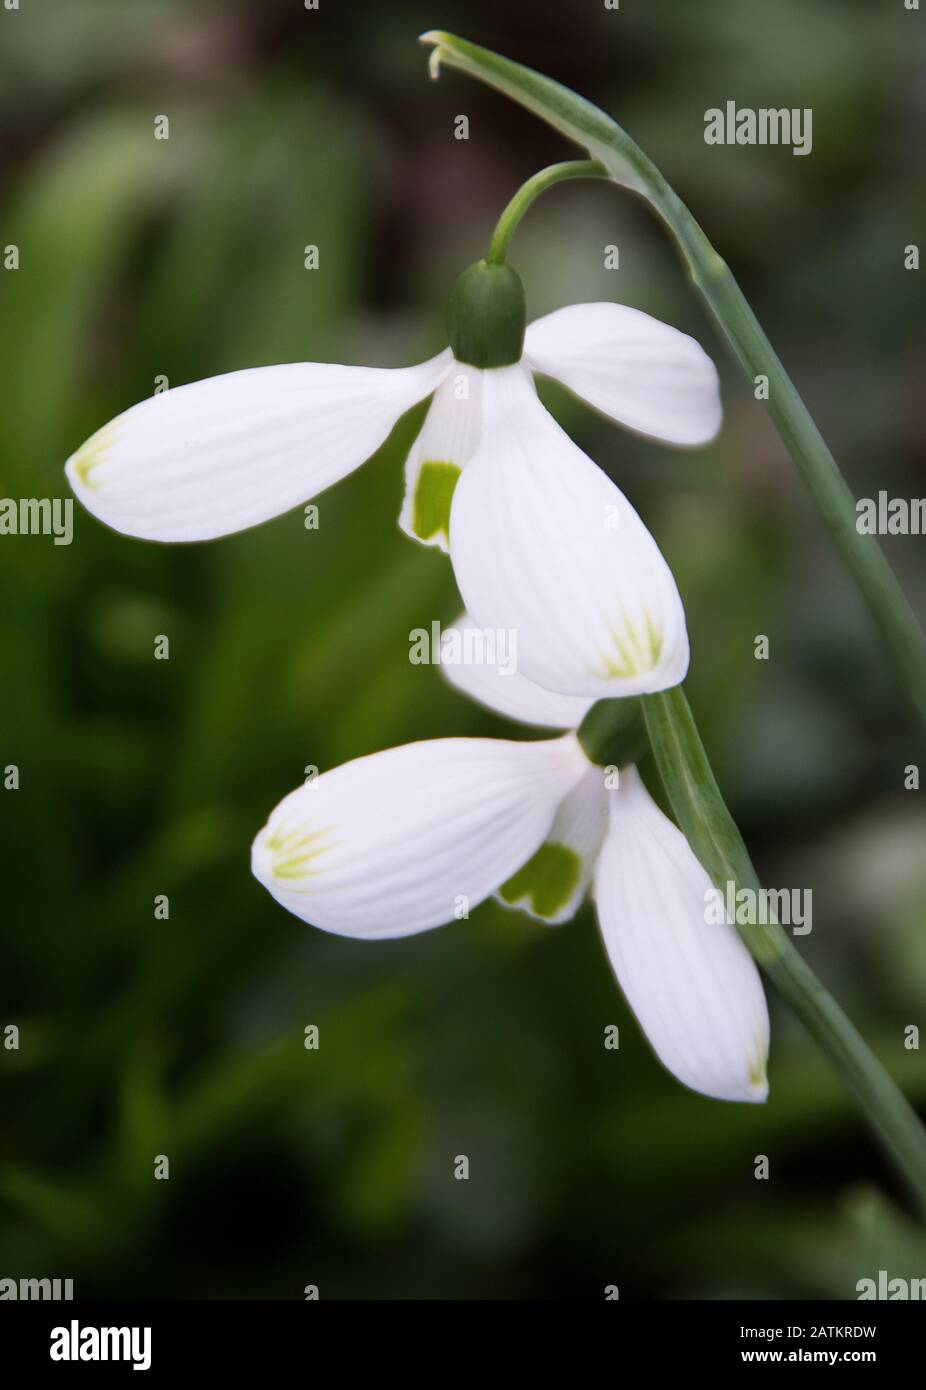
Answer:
top-left (500, 842), bottom-right (582, 920)
top-left (412, 460), bottom-right (460, 542)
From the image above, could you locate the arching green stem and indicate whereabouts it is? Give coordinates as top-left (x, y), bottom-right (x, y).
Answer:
top-left (485, 159), bottom-right (608, 265)
top-left (447, 160), bottom-right (606, 367)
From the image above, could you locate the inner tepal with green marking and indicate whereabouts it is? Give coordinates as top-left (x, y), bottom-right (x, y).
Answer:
top-left (499, 842), bottom-right (582, 922)
top-left (411, 460), bottom-right (460, 544)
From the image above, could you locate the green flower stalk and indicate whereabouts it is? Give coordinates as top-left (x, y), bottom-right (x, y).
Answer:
top-left (448, 159), bottom-right (607, 366)
top-left (484, 158), bottom-right (608, 266)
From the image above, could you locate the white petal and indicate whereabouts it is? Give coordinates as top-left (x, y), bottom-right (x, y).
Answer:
top-left (593, 767), bottom-right (769, 1103)
top-left (525, 302), bottom-right (721, 447)
top-left (398, 362), bottom-right (483, 553)
top-left (449, 366), bottom-right (689, 699)
top-left (496, 762), bottom-right (608, 924)
top-left (252, 734), bottom-right (588, 939)
top-left (441, 612), bottom-right (594, 729)
top-left (66, 351), bottom-right (452, 542)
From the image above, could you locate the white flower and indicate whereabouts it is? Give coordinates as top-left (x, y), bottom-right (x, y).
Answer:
top-left (66, 286), bottom-right (721, 698)
top-left (251, 614), bottom-right (769, 1104)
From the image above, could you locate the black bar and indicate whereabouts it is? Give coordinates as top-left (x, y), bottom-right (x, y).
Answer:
top-left (1, 1300), bottom-right (921, 1375)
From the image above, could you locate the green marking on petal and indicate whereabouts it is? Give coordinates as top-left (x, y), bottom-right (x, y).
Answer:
top-left (642, 608), bottom-right (663, 664)
top-left (748, 1051), bottom-right (768, 1092)
top-left (412, 460), bottom-right (461, 542)
top-left (266, 823), bottom-right (338, 881)
top-left (500, 841), bottom-right (582, 920)
top-left (591, 608), bottom-right (664, 680)
top-left (71, 423), bottom-right (119, 490)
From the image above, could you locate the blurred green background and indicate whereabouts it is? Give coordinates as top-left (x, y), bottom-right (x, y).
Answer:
top-left (2, 0), bottom-right (926, 1300)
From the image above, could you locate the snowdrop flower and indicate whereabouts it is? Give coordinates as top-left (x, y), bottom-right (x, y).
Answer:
top-left (251, 614), bottom-right (769, 1103)
top-left (66, 261), bottom-right (720, 698)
